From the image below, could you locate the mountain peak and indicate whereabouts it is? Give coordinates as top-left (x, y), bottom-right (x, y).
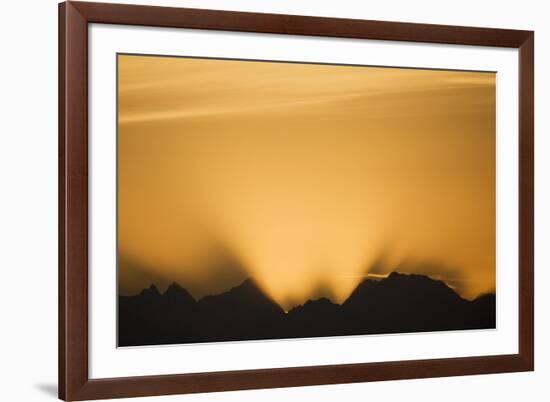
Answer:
top-left (198, 278), bottom-right (284, 316)
top-left (165, 282), bottom-right (183, 292)
top-left (288, 297), bottom-right (340, 316)
top-left (304, 297), bottom-right (336, 307)
top-left (386, 271), bottom-right (432, 282)
top-left (164, 282), bottom-right (196, 304)
top-left (234, 277), bottom-right (259, 290)
top-left (343, 271), bottom-right (464, 311)
top-left (223, 278), bottom-right (265, 298)
top-left (140, 284), bottom-right (161, 298)
top-left (387, 271), bottom-right (405, 279)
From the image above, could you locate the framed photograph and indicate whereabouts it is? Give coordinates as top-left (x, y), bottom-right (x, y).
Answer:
top-left (59, 1), bottom-right (534, 400)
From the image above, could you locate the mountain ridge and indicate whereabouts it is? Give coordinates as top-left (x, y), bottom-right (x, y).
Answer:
top-left (118, 272), bottom-right (496, 346)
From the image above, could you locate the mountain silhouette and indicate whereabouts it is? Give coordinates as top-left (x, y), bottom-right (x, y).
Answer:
top-left (341, 272), bottom-right (473, 334)
top-left (286, 297), bottom-right (343, 337)
top-left (118, 272), bottom-right (496, 347)
top-left (163, 282), bottom-right (195, 306)
top-left (195, 279), bottom-right (285, 342)
top-left (198, 278), bottom-right (283, 317)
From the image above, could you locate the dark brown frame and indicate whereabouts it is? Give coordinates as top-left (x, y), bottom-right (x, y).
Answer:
top-left (59, 1), bottom-right (534, 400)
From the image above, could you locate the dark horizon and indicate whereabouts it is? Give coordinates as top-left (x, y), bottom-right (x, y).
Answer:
top-left (118, 271), bottom-right (496, 347)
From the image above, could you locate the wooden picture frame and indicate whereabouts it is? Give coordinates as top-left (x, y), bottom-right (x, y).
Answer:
top-left (59, 1), bottom-right (534, 400)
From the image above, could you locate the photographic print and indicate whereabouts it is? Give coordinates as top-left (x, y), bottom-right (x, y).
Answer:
top-left (117, 54), bottom-right (496, 347)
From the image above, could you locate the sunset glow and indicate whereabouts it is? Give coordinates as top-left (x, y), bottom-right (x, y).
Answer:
top-left (117, 54), bottom-right (496, 309)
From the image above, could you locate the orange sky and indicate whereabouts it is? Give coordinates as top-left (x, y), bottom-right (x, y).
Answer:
top-left (117, 54), bottom-right (496, 309)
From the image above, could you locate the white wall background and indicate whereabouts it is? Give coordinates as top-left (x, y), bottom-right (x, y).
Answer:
top-left (0, 0), bottom-right (546, 401)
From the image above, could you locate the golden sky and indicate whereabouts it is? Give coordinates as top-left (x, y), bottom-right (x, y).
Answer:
top-left (117, 54), bottom-right (496, 309)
